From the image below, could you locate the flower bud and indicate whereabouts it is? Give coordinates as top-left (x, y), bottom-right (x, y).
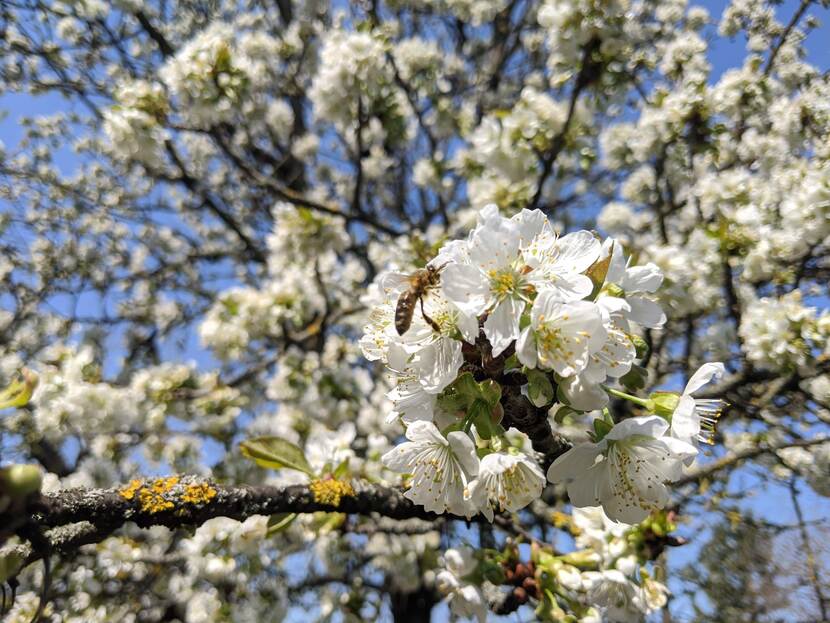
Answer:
top-left (0, 464), bottom-right (43, 499)
top-left (604, 283), bottom-right (625, 298)
top-left (630, 334), bottom-right (649, 358)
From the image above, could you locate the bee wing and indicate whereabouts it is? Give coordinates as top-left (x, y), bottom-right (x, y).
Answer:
top-left (380, 271), bottom-right (411, 294)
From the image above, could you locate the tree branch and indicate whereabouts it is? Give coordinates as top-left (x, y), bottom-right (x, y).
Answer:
top-left (1, 478), bottom-right (497, 578)
top-left (674, 436), bottom-right (830, 487)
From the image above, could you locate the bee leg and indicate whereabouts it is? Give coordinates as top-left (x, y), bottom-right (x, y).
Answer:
top-left (419, 297), bottom-right (441, 333)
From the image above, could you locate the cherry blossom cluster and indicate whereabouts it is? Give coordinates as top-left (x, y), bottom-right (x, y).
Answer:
top-left (362, 206), bottom-right (726, 523)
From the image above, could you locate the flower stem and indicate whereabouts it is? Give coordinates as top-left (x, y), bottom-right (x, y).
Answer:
top-left (603, 386), bottom-right (651, 408)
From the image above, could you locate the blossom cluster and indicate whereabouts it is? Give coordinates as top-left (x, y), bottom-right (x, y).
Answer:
top-left (436, 506), bottom-right (674, 622)
top-left (362, 206), bottom-right (725, 523)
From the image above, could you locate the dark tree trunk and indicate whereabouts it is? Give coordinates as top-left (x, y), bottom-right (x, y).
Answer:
top-left (390, 586), bottom-right (437, 623)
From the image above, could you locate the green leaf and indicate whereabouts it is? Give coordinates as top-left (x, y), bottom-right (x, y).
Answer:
top-left (620, 364), bottom-right (649, 392)
top-left (478, 379), bottom-right (502, 407)
top-left (503, 353), bottom-right (520, 372)
top-left (592, 418), bottom-right (613, 441)
top-left (470, 400), bottom-right (498, 439)
top-left (525, 368), bottom-right (554, 408)
top-left (0, 551), bottom-right (25, 584)
top-left (454, 372), bottom-right (481, 401)
top-left (552, 405), bottom-right (580, 424)
top-left (332, 458), bottom-right (350, 479)
top-left (266, 512), bottom-right (298, 536)
top-left (0, 369), bottom-right (38, 410)
top-left (239, 437), bottom-right (314, 475)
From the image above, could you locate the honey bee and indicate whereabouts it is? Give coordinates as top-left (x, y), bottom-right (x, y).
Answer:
top-left (395, 264), bottom-right (446, 335)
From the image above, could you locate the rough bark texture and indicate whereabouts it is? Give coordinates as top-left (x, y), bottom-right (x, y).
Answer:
top-left (3, 479), bottom-right (487, 574)
top-left (24, 480), bottom-right (460, 531)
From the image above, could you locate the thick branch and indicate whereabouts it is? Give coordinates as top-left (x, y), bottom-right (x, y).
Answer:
top-left (29, 481), bottom-right (456, 531)
top-left (5, 479), bottom-right (484, 575)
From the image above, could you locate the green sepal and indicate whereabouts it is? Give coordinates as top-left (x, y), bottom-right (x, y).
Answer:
top-left (648, 391), bottom-right (681, 419)
top-left (525, 368), bottom-right (554, 408)
top-left (592, 418), bottom-right (613, 441)
top-left (586, 246), bottom-right (613, 300)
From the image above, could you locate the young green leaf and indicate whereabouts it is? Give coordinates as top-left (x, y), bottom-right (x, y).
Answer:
top-left (266, 512), bottom-right (298, 536)
top-left (592, 418), bottom-right (613, 441)
top-left (525, 368), bottom-right (554, 408)
top-left (239, 437), bottom-right (314, 475)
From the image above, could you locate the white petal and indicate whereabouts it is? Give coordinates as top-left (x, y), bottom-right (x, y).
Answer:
top-left (405, 420), bottom-right (446, 445)
top-left (447, 431), bottom-right (480, 477)
top-left (483, 297), bottom-right (524, 357)
top-left (605, 415), bottom-right (668, 441)
top-left (552, 230), bottom-right (601, 273)
top-left (387, 343), bottom-right (410, 372)
top-left (670, 395), bottom-right (699, 441)
top-left (547, 444), bottom-right (602, 484)
top-left (515, 326), bottom-right (537, 368)
top-left (622, 263), bottom-right (663, 293)
top-left (441, 263), bottom-right (491, 316)
top-left (536, 272), bottom-right (594, 302)
top-left (626, 295), bottom-right (666, 328)
top-left (560, 374), bottom-right (610, 410)
top-left (468, 217), bottom-right (521, 273)
top-left (381, 442), bottom-right (419, 472)
top-left (568, 462), bottom-right (609, 508)
top-left (477, 204), bottom-right (500, 223)
top-left (683, 362), bottom-right (725, 396)
top-left (453, 307), bottom-right (480, 344)
top-left (416, 338), bottom-right (463, 394)
top-left (512, 208), bottom-right (549, 247)
top-left (658, 437), bottom-right (699, 467)
top-left (604, 239), bottom-right (626, 284)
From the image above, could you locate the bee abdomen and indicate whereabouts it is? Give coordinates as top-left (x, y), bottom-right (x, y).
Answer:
top-left (395, 292), bottom-right (417, 335)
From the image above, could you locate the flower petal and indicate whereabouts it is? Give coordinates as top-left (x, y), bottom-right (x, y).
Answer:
top-left (622, 263), bottom-right (663, 293)
top-left (547, 444), bottom-right (602, 484)
top-left (626, 295), bottom-right (666, 328)
top-left (483, 297), bottom-right (525, 357)
top-left (605, 415), bottom-right (669, 441)
top-left (552, 230), bottom-right (601, 273)
top-left (683, 362), bottom-right (725, 396)
top-left (441, 263), bottom-right (491, 316)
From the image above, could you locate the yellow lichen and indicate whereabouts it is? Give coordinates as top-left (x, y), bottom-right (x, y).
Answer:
top-left (309, 478), bottom-right (355, 507)
top-left (181, 482), bottom-right (217, 505)
top-left (119, 479), bottom-right (143, 501)
top-left (120, 477), bottom-right (219, 515)
top-left (138, 486), bottom-right (175, 514)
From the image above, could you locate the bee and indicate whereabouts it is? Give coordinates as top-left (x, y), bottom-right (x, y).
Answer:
top-left (394, 264), bottom-right (446, 335)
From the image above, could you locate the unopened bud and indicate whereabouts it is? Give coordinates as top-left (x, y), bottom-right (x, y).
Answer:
top-left (0, 464), bottom-right (43, 498)
top-left (604, 283), bottom-right (625, 298)
top-left (630, 334), bottom-right (649, 359)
